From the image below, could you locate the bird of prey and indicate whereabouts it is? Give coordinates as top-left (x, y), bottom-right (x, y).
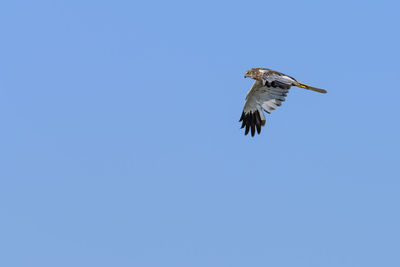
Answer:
top-left (239, 68), bottom-right (326, 136)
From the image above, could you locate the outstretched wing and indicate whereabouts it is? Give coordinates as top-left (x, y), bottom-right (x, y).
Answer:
top-left (239, 79), bottom-right (291, 136)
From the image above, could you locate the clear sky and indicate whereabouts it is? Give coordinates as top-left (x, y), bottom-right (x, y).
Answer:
top-left (1, 1), bottom-right (399, 266)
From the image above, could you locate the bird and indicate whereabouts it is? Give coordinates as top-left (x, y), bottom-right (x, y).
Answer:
top-left (239, 68), bottom-right (327, 137)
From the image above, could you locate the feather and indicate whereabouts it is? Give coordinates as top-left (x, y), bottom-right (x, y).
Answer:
top-left (245, 119), bottom-right (250, 135)
top-left (241, 120), bottom-right (246, 129)
top-left (250, 113), bottom-right (256, 137)
top-left (239, 112), bottom-right (244, 122)
top-left (255, 111), bottom-right (261, 126)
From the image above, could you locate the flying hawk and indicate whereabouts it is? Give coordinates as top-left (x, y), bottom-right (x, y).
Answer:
top-left (239, 68), bottom-right (327, 136)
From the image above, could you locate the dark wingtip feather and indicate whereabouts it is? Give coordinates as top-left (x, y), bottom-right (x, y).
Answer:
top-left (244, 123), bottom-right (250, 135)
top-left (250, 112), bottom-right (255, 137)
top-left (256, 124), bottom-right (261, 134)
top-left (255, 111), bottom-right (261, 125)
top-left (255, 112), bottom-right (262, 134)
top-left (240, 110), bottom-right (265, 137)
top-left (239, 112), bottom-right (244, 122)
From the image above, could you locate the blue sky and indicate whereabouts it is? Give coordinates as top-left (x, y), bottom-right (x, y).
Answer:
top-left (1, 1), bottom-right (399, 266)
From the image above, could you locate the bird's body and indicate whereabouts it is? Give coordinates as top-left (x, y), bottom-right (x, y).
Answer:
top-left (240, 68), bottom-right (326, 136)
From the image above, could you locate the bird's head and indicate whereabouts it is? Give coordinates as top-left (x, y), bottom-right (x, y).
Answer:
top-left (244, 69), bottom-right (257, 79)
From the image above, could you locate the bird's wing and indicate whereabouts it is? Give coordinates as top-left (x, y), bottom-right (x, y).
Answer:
top-left (261, 69), bottom-right (327, 93)
top-left (239, 80), bottom-right (291, 136)
top-left (260, 69), bottom-right (297, 88)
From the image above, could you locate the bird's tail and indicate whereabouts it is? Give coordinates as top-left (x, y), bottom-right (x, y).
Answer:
top-left (295, 81), bottom-right (327, 94)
